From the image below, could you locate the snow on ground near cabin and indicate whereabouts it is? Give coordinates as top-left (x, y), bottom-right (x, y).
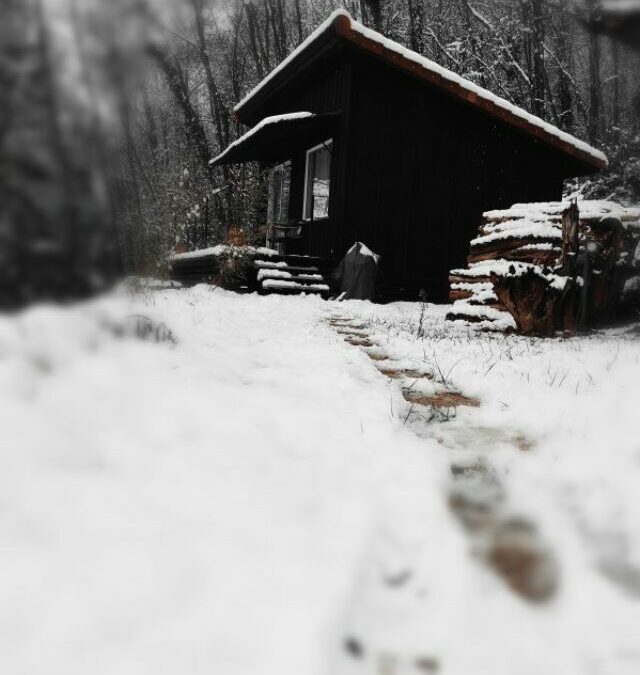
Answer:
top-left (1, 287), bottom-right (640, 675)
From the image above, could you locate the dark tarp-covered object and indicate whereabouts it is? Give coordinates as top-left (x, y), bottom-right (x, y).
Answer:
top-left (333, 242), bottom-right (381, 300)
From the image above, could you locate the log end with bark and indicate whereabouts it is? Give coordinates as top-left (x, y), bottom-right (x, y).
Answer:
top-left (491, 268), bottom-right (580, 336)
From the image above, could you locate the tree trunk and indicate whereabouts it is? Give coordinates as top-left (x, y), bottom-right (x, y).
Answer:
top-left (586, 0), bottom-right (602, 141)
top-left (293, 0), bottom-right (303, 44)
top-left (34, 0), bottom-right (81, 292)
top-left (611, 37), bottom-right (621, 130)
top-left (408, 0), bottom-right (425, 53)
top-left (192, 0), bottom-right (227, 150)
top-left (275, 0), bottom-right (288, 59)
top-left (69, 0), bottom-right (123, 275)
top-left (149, 45), bottom-right (214, 182)
top-left (245, 2), bottom-right (268, 78)
top-left (555, 5), bottom-right (574, 130)
top-left (190, 0), bottom-right (234, 228)
top-left (520, 0), bottom-right (545, 117)
top-left (530, 0), bottom-right (546, 118)
top-left (363, 0), bottom-right (382, 31)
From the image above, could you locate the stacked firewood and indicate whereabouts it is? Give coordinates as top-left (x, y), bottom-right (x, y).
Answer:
top-left (447, 201), bottom-right (640, 334)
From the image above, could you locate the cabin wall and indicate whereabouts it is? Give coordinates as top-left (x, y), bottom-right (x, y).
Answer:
top-left (341, 51), bottom-right (568, 301)
top-left (252, 57), bottom-right (352, 260)
top-left (243, 44), bottom-right (589, 299)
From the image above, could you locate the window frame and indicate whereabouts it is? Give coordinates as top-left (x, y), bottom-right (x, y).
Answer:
top-left (302, 138), bottom-right (333, 222)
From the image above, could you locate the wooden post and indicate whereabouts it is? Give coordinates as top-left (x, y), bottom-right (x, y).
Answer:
top-left (561, 199), bottom-right (580, 274)
top-left (579, 246), bottom-right (591, 332)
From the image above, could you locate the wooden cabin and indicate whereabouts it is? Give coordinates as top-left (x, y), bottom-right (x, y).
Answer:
top-left (211, 9), bottom-right (606, 302)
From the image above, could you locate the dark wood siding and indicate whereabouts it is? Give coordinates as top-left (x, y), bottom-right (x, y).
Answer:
top-left (241, 47), bottom-right (350, 122)
top-left (244, 45), bottom-right (582, 301)
top-left (340, 49), bottom-right (567, 301)
top-left (256, 57), bottom-right (352, 260)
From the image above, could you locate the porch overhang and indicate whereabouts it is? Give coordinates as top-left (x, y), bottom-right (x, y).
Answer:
top-left (210, 111), bottom-right (340, 166)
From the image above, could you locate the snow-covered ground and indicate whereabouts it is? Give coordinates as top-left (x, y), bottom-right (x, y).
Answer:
top-left (1, 285), bottom-right (639, 675)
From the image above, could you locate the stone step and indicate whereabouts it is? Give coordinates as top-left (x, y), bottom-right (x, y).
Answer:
top-left (254, 260), bottom-right (321, 273)
top-left (254, 253), bottom-right (332, 298)
top-left (260, 278), bottom-right (329, 295)
top-left (257, 268), bottom-right (325, 283)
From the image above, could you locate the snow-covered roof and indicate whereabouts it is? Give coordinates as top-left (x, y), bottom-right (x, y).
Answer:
top-left (235, 10), bottom-right (607, 170)
top-left (210, 112), bottom-right (313, 165)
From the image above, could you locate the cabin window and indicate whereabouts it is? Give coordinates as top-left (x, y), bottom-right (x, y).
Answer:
top-left (303, 139), bottom-right (332, 220)
top-left (267, 160), bottom-right (291, 225)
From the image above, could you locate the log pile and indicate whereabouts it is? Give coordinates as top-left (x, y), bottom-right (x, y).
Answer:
top-left (170, 245), bottom-right (276, 288)
top-left (447, 200), bottom-right (640, 334)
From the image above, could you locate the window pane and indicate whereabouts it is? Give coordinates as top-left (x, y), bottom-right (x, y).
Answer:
top-left (304, 154), bottom-right (316, 219)
top-left (304, 141), bottom-right (331, 220)
top-left (267, 171), bottom-right (276, 222)
top-left (280, 166), bottom-right (291, 223)
top-left (312, 146), bottom-right (330, 219)
top-left (268, 162), bottom-right (291, 224)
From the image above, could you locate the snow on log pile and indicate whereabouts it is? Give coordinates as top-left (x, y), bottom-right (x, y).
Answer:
top-left (447, 200), bottom-right (640, 333)
top-left (169, 245), bottom-right (278, 288)
top-left (171, 244), bottom-right (278, 264)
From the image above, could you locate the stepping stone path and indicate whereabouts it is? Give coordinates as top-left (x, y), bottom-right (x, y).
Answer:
top-left (448, 459), bottom-right (558, 602)
top-left (345, 336), bottom-right (375, 348)
top-left (377, 368), bottom-right (425, 380)
top-left (327, 313), bottom-right (559, 671)
top-left (329, 314), bottom-right (558, 603)
top-left (403, 390), bottom-right (480, 409)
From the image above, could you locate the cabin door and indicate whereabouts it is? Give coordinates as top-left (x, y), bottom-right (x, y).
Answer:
top-left (301, 139), bottom-right (334, 260)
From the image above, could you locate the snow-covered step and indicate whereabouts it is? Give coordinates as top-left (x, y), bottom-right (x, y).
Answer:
top-left (253, 253), bottom-right (333, 298)
top-left (261, 279), bottom-right (329, 294)
top-left (254, 260), bottom-right (289, 270)
top-left (254, 261), bottom-right (321, 273)
top-left (257, 268), bottom-right (324, 283)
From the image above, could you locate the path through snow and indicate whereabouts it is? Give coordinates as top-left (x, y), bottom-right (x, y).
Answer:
top-left (1, 286), bottom-right (639, 675)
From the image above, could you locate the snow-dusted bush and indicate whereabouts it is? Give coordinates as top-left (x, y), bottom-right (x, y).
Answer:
top-left (567, 131), bottom-right (640, 205)
top-left (213, 248), bottom-right (256, 291)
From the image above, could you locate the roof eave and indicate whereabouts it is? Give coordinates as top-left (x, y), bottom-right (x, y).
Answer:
top-left (211, 112), bottom-right (340, 166)
top-left (235, 12), bottom-right (607, 173)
